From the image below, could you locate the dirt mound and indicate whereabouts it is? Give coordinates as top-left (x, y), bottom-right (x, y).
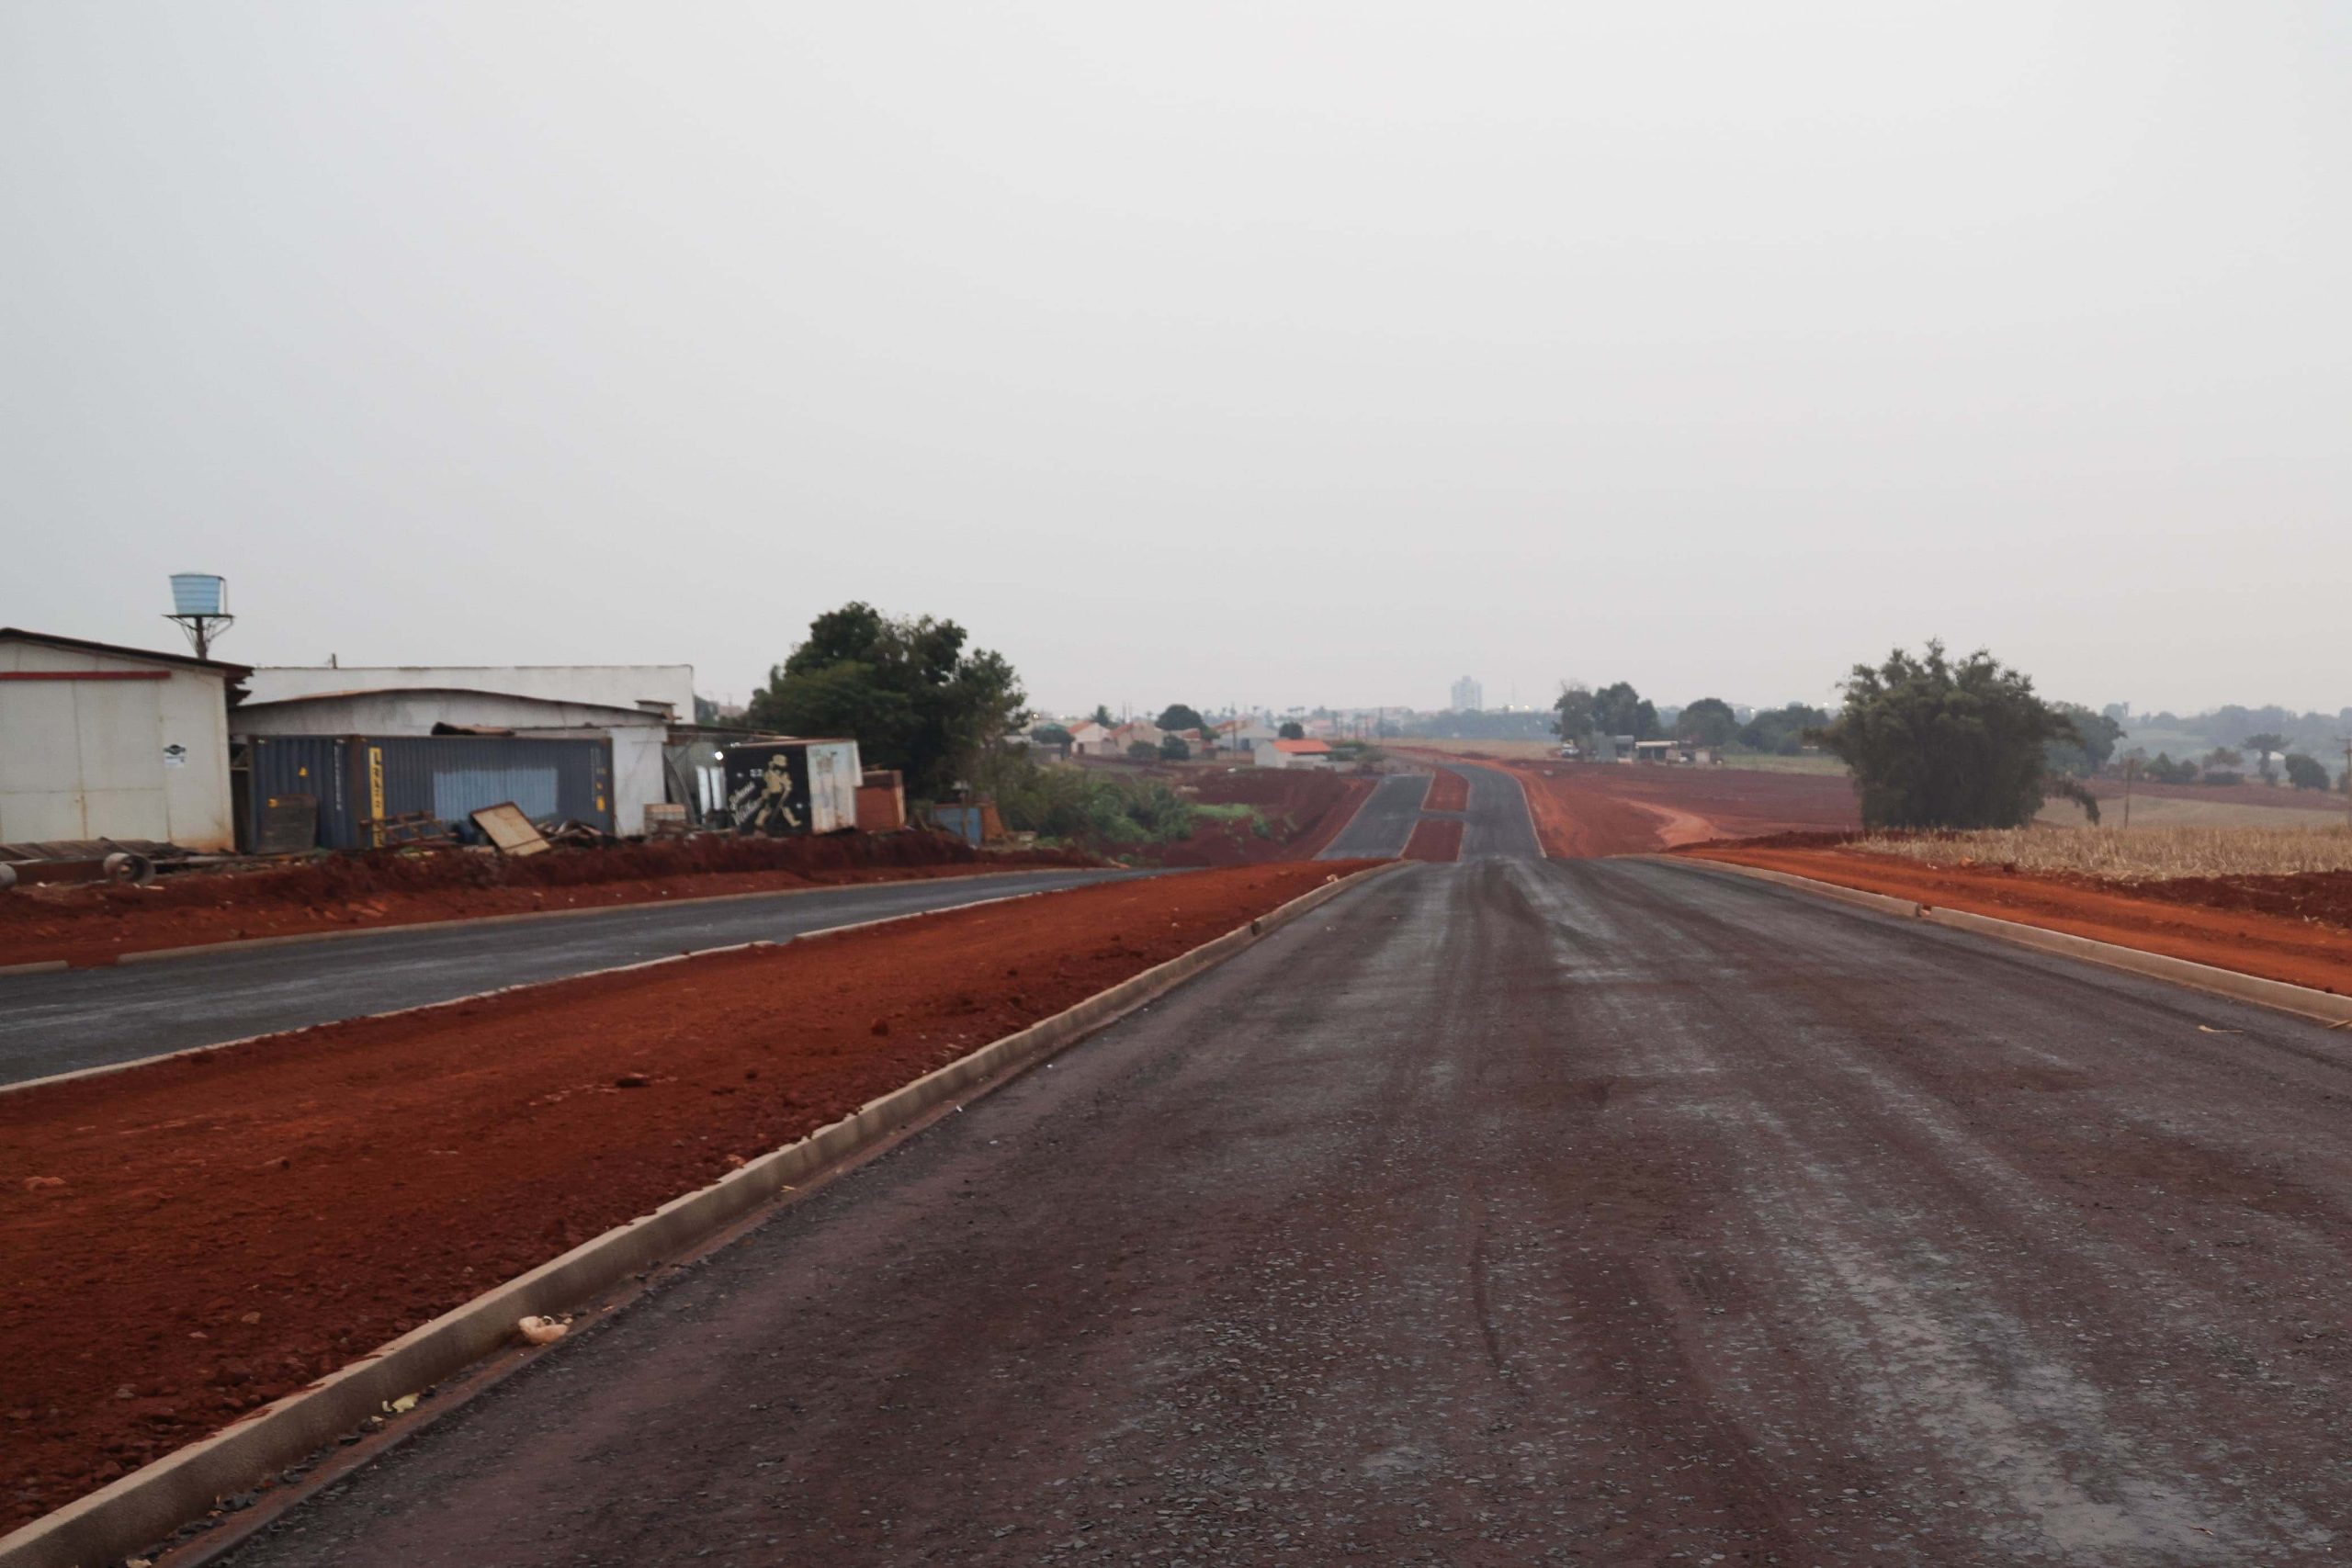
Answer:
top-left (0, 835), bottom-right (1098, 967)
top-left (0, 861), bottom-right (1374, 1531)
top-left (2124, 870), bottom-right (2352, 929)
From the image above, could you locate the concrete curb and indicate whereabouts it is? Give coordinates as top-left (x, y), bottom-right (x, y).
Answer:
top-left (0, 861), bottom-right (1407, 1568)
top-left (0, 881), bottom-right (1089, 1099)
top-left (1917, 905), bottom-right (2352, 1026)
top-left (1652, 855), bottom-right (1924, 919)
top-left (90, 865), bottom-right (1108, 967)
top-left (1655, 854), bottom-right (2352, 1028)
top-left (0, 960), bottom-right (68, 977)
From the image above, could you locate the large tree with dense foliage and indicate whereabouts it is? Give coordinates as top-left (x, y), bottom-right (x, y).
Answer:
top-left (747, 602), bottom-right (1025, 797)
top-left (1676, 696), bottom-right (1738, 749)
top-left (1591, 682), bottom-right (1660, 739)
top-left (1738, 702), bottom-right (1829, 755)
top-left (1811, 643), bottom-right (2083, 829)
top-left (1554, 682), bottom-right (1597, 739)
top-left (1158, 704), bottom-right (1207, 734)
top-left (2285, 753), bottom-right (2329, 791)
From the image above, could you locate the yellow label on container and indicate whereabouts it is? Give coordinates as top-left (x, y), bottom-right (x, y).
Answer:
top-left (368, 747), bottom-right (386, 845)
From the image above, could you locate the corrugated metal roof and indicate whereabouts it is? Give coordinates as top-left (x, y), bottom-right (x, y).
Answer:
top-left (234, 686), bottom-right (663, 721)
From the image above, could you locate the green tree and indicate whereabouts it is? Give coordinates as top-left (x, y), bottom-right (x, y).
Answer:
top-left (1090, 705), bottom-right (1114, 727)
top-left (1738, 702), bottom-right (1830, 755)
top-left (1159, 733), bottom-right (1192, 762)
top-left (1030, 722), bottom-right (1074, 748)
top-left (1677, 696), bottom-right (1738, 749)
top-left (1554, 682), bottom-right (1598, 739)
top-left (2284, 753), bottom-right (2329, 791)
top-left (1158, 704), bottom-right (1207, 733)
top-left (1126, 740), bottom-right (1159, 762)
top-left (1592, 682), bottom-right (1660, 739)
top-left (2043, 703), bottom-right (2125, 777)
top-left (1811, 643), bottom-right (2081, 829)
top-left (1278, 720), bottom-right (1306, 740)
top-left (2243, 733), bottom-right (2288, 784)
top-left (746, 602), bottom-right (1025, 798)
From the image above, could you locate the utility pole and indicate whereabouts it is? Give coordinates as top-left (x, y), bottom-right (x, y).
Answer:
top-left (2121, 755), bottom-right (2135, 829)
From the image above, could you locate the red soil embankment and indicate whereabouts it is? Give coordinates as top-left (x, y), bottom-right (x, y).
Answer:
top-left (1141, 770), bottom-right (1375, 867)
top-left (0, 834), bottom-right (1095, 968)
top-left (1422, 769), bottom-right (1469, 814)
top-left (1685, 840), bottom-right (2352, 998)
top-left (1408, 750), bottom-right (1860, 858)
top-left (0, 861), bottom-right (1373, 1530)
top-left (1402, 819), bottom-right (1464, 863)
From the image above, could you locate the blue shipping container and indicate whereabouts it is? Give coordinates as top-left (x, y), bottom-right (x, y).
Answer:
top-left (243, 734), bottom-right (613, 850)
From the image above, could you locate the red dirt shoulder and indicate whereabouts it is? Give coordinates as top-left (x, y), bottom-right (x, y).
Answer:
top-left (0, 833), bottom-right (1096, 968)
top-left (0, 861), bottom-right (1373, 1529)
top-left (1685, 843), bottom-right (2352, 998)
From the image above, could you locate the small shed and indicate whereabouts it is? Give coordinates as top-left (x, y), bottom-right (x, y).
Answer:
top-left (0, 628), bottom-right (247, 851)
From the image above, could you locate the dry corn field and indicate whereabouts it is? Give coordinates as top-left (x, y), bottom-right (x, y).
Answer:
top-left (1853, 825), bottom-right (2352, 882)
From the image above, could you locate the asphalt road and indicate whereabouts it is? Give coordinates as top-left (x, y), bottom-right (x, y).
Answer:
top-left (0, 869), bottom-right (1135, 1087)
top-left (1453, 761), bottom-right (1544, 861)
top-left (221, 854), bottom-right (2352, 1565)
top-left (1317, 762), bottom-right (1539, 863)
top-left (1317, 772), bottom-right (1429, 859)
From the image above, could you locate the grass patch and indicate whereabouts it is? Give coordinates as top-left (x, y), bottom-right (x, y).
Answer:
top-left (1191, 802), bottom-right (1272, 838)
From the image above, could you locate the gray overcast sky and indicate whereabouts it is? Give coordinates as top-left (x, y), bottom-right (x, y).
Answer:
top-left (5, 4), bottom-right (2346, 718)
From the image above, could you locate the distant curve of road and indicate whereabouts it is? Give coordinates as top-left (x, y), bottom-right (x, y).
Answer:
top-left (1319, 761), bottom-right (1541, 862)
top-left (0, 868), bottom-right (1138, 1087)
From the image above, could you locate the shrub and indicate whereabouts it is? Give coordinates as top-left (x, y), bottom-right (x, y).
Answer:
top-left (1811, 642), bottom-right (2080, 829)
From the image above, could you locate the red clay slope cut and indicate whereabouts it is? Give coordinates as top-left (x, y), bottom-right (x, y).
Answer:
top-left (1401, 751), bottom-right (1860, 858)
top-left (1402, 819), bottom-right (1464, 862)
top-left (1684, 840), bottom-right (2352, 999)
top-left (0, 861), bottom-right (1372, 1530)
top-left (0, 833), bottom-right (1096, 969)
top-left (1422, 769), bottom-right (1469, 814)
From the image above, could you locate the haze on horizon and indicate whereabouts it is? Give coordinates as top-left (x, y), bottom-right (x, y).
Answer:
top-left (5, 4), bottom-right (2346, 720)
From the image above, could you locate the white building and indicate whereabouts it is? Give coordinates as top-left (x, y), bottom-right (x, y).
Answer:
top-left (248, 663), bottom-right (694, 720)
top-left (231, 687), bottom-right (674, 837)
top-left (1254, 738), bottom-right (1333, 770)
top-left (1450, 675), bottom-right (1483, 713)
top-left (0, 628), bottom-right (245, 851)
top-left (1218, 717), bottom-right (1279, 750)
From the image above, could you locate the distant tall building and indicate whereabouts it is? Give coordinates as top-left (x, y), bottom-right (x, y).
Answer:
top-left (1450, 675), bottom-right (1483, 713)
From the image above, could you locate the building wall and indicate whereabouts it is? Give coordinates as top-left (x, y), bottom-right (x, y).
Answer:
top-left (0, 640), bottom-right (235, 849)
top-left (233, 690), bottom-right (670, 837)
top-left (246, 664), bottom-right (695, 719)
